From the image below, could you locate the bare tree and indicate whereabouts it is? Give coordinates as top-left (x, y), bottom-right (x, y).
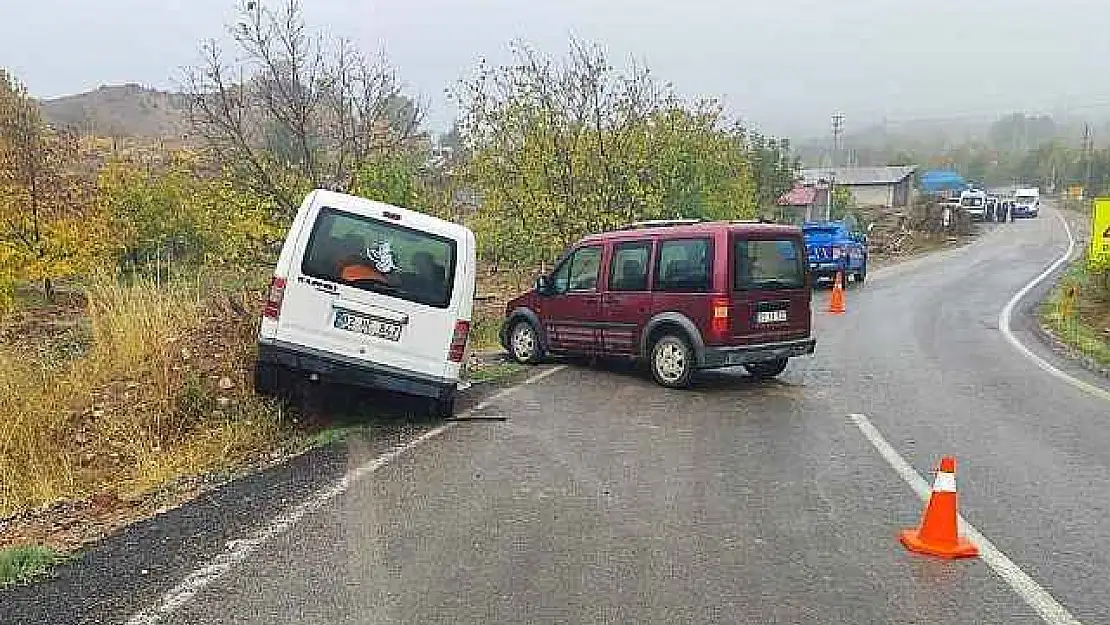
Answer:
top-left (184, 0), bottom-right (425, 215)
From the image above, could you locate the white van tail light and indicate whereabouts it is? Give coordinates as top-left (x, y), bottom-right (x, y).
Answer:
top-left (263, 277), bottom-right (287, 319)
top-left (448, 320), bottom-right (471, 362)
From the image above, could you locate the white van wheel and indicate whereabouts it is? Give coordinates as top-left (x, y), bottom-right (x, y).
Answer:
top-left (430, 394), bottom-right (456, 419)
top-left (510, 321), bottom-right (542, 364)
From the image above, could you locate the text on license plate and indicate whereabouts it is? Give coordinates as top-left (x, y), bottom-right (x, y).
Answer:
top-left (334, 311), bottom-right (402, 341)
top-left (756, 310), bottom-right (787, 324)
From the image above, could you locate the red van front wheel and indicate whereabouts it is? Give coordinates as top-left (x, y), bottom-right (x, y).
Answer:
top-left (509, 321), bottom-right (543, 364)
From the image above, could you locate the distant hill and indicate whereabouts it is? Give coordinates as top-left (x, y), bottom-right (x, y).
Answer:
top-left (39, 84), bottom-right (192, 139)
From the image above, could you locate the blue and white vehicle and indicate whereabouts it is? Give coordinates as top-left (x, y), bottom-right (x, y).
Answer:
top-left (802, 220), bottom-right (869, 284)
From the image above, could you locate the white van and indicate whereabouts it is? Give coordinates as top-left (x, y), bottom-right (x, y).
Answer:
top-left (255, 190), bottom-right (477, 417)
top-left (959, 189), bottom-right (988, 221)
top-left (1013, 187), bottom-right (1040, 218)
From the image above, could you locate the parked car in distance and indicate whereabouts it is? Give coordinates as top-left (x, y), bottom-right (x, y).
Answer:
top-left (255, 189), bottom-right (477, 418)
top-left (802, 220), bottom-right (868, 284)
top-left (500, 219), bottom-right (817, 388)
top-left (1012, 187), bottom-right (1040, 218)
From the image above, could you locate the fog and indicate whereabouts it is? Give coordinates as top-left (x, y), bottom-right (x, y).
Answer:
top-left (3, 0), bottom-right (1110, 137)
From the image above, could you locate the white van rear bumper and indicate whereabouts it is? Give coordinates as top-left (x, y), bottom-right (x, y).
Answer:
top-left (257, 339), bottom-right (456, 400)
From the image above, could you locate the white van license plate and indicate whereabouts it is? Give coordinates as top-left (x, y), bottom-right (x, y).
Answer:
top-left (334, 311), bottom-right (402, 341)
top-left (757, 310), bottom-right (787, 324)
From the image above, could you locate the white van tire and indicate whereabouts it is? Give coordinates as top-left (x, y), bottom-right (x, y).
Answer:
top-left (254, 362), bottom-right (283, 398)
top-left (430, 393), bottom-right (456, 419)
top-left (509, 321), bottom-right (543, 364)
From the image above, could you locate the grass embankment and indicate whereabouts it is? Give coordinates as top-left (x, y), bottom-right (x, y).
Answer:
top-left (0, 267), bottom-right (527, 584)
top-left (1, 273), bottom-right (291, 583)
top-left (0, 276), bottom-right (285, 517)
top-left (1040, 263), bottom-right (1110, 370)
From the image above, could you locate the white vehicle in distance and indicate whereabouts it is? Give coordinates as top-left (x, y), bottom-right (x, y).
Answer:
top-left (256, 189), bottom-right (477, 418)
top-left (1013, 187), bottom-right (1040, 218)
top-left (959, 189), bottom-right (988, 221)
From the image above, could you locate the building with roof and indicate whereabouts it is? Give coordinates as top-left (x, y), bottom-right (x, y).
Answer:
top-left (776, 184), bottom-right (823, 224)
top-left (799, 166), bottom-right (916, 208)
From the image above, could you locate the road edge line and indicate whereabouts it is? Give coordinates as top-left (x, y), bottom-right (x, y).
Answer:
top-left (998, 209), bottom-right (1110, 402)
top-left (124, 365), bottom-right (566, 625)
top-left (848, 414), bottom-right (1083, 625)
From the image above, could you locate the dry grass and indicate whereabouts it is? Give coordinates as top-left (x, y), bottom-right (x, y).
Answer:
top-left (0, 275), bottom-right (285, 518)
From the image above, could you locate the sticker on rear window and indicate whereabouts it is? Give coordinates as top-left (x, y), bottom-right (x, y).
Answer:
top-left (367, 240), bottom-right (399, 273)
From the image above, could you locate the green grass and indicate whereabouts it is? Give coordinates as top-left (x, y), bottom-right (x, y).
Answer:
top-left (301, 424), bottom-right (370, 449)
top-left (468, 362), bottom-right (525, 383)
top-left (469, 313), bottom-right (502, 351)
top-left (1041, 263), bottom-right (1110, 368)
top-left (0, 545), bottom-right (62, 587)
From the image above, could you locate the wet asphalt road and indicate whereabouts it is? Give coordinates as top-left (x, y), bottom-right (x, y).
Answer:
top-left (15, 205), bottom-right (1110, 624)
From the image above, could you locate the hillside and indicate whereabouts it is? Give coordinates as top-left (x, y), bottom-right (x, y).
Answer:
top-left (40, 84), bottom-right (192, 138)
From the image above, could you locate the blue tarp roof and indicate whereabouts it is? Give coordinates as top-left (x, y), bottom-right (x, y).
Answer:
top-left (919, 170), bottom-right (966, 193)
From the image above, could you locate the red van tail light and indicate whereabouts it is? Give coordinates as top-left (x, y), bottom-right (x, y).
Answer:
top-left (448, 320), bottom-right (471, 362)
top-left (263, 277), bottom-right (287, 319)
top-left (710, 296), bottom-right (730, 339)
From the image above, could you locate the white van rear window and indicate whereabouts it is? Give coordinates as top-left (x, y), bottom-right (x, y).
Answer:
top-left (301, 207), bottom-right (457, 309)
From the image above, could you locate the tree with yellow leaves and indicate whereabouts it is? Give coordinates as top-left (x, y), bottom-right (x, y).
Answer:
top-left (0, 69), bottom-right (107, 303)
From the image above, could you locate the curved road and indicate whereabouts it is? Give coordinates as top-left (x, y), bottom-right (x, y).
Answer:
top-left (146, 205), bottom-right (1108, 624)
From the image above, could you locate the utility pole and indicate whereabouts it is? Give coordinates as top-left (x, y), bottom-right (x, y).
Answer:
top-left (1084, 122), bottom-right (1094, 201)
top-left (828, 112), bottom-right (845, 220)
top-left (831, 112), bottom-right (846, 167)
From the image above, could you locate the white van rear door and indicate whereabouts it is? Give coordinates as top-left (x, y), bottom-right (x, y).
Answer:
top-left (276, 204), bottom-right (463, 382)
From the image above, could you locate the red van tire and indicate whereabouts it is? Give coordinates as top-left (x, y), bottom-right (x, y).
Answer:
top-left (744, 358), bottom-right (788, 380)
top-left (508, 320), bottom-right (544, 364)
top-left (650, 334), bottom-right (694, 389)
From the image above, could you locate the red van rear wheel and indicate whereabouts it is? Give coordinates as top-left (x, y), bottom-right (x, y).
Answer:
top-left (650, 334), bottom-right (694, 388)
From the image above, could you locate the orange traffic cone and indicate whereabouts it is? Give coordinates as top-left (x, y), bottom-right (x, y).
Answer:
top-left (899, 456), bottom-right (979, 559)
top-left (828, 271), bottom-right (846, 315)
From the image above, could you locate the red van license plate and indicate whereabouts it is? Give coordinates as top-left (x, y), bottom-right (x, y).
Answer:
top-left (756, 310), bottom-right (787, 324)
top-left (334, 310), bottom-right (402, 341)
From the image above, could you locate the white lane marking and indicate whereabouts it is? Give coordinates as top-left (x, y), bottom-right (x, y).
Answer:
top-left (998, 209), bottom-right (1110, 403)
top-left (125, 365), bottom-right (566, 625)
top-left (849, 414), bottom-right (1083, 625)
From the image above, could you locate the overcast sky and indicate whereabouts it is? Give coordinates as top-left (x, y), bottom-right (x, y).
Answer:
top-left (3, 0), bottom-right (1110, 137)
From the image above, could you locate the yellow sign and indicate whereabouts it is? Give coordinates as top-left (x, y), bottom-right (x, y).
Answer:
top-left (1091, 198), bottom-right (1110, 267)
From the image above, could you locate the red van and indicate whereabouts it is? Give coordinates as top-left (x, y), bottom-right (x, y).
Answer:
top-left (500, 219), bottom-right (816, 387)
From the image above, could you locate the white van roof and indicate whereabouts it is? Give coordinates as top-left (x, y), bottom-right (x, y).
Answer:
top-left (1015, 187), bottom-right (1039, 195)
top-left (307, 189), bottom-right (473, 241)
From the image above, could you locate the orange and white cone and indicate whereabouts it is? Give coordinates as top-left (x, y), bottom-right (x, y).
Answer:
top-left (828, 271), bottom-right (846, 315)
top-left (899, 456), bottom-right (979, 559)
